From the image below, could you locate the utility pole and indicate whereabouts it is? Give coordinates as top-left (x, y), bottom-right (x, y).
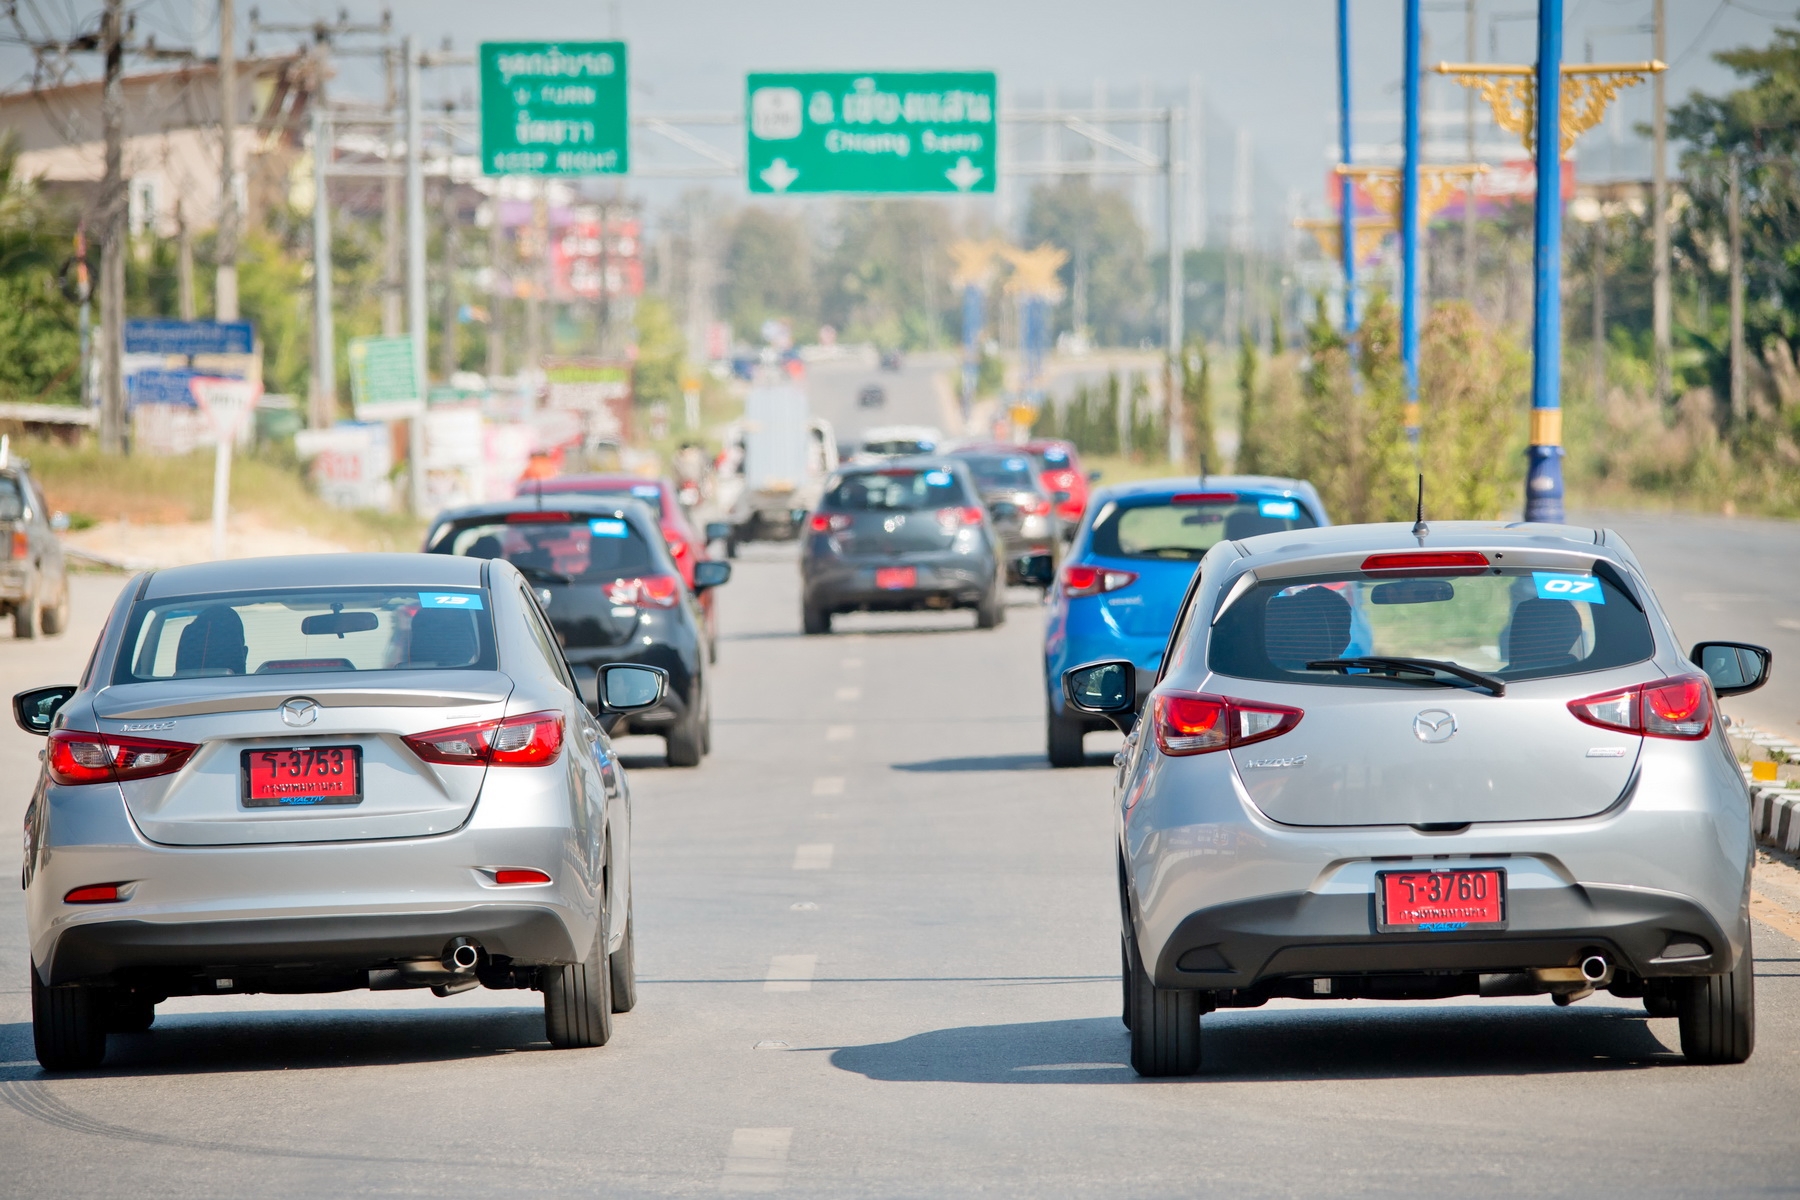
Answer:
top-left (98, 0), bottom-right (126, 454)
top-left (1590, 217), bottom-right (1605, 406)
top-left (1651, 0), bottom-right (1671, 405)
top-left (1400, 0), bottom-right (1422, 439)
top-left (382, 46), bottom-right (403, 335)
top-left (487, 197), bottom-right (506, 379)
top-left (215, 0), bottom-right (238, 321)
top-left (1463, 0), bottom-right (1478, 304)
top-left (1337, 0), bottom-right (1356, 332)
top-left (404, 35), bottom-right (427, 514)
top-left (1524, 0), bottom-right (1566, 523)
top-left (1727, 153), bottom-right (1745, 425)
top-left (1166, 105), bottom-right (1184, 467)
top-left (176, 201), bottom-right (196, 320)
top-left (309, 63), bottom-right (335, 427)
top-left (439, 175), bottom-right (459, 380)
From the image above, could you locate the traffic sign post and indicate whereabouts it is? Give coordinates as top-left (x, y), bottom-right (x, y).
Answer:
top-left (745, 72), bottom-right (997, 194)
top-left (347, 335), bottom-right (423, 421)
top-left (479, 42), bottom-right (629, 175)
top-left (189, 377), bottom-right (262, 561)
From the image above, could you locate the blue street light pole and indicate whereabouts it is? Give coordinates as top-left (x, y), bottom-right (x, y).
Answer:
top-left (1525, 0), bottom-right (1566, 522)
top-left (1400, 0), bottom-right (1422, 437)
top-left (1338, 0), bottom-right (1356, 332)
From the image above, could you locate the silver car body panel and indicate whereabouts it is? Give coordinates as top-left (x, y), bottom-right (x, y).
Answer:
top-left (1118, 521), bottom-right (1754, 990)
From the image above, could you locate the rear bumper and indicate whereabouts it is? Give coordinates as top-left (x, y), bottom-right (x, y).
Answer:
top-left (806, 557), bottom-right (993, 611)
top-left (1149, 884), bottom-right (1737, 991)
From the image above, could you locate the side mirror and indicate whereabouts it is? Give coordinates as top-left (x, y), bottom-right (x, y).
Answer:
top-left (1015, 553), bottom-right (1054, 588)
top-left (704, 521), bottom-right (731, 542)
top-left (1086, 470), bottom-right (1102, 483)
top-left (50, 511), bottom-right (70, 533)
top-left (1061, 659), bottom-right (1137, 734)
top-left (14, 684), bottom-right (76, 735)
top-left (596, 663), bottom-right (669, 713)
top-left (1690, 641), bottom-right (1771, 697)
top-left (693, 560), bottom-right (732, 591)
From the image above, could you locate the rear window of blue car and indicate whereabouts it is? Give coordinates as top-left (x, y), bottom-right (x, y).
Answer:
top-left (1089, 494), bottom-right (1317, 561)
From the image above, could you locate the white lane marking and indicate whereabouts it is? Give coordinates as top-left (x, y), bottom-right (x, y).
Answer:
top-left (790, 901), bottom-right (818, 911)
top-left (825, 724), bottom-right (855, 741)
top-left (720, 1127), bottom-right (793, 1192)
top-left (835, 686), bottom-right (861, 702)
top-left (840, 656), bottom-right (864, 669)
top-left (792, 843), bottom-right (834, 870)
top-left (764, 955), bottom-right (817, 992)
top-left (1012, 1062), bottom-right (1131, 1072)
top-left (811, 776), bottom-right (844, 795)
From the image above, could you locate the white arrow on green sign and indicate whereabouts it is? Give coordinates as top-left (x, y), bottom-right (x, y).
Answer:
top-left (745, 72), bottom-right (997, 195)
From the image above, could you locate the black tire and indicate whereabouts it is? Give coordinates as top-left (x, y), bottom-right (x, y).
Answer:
top-left (1121, 936), bottom-right (1134, 1030)
top-left (1127, 931), bottom-right (1202, 1077)
top-left (975, 579), bottom-right (1005, 629)
top-left (699, 685), bottom-right (713, 756)
top-left (105, 991), bottom-right (156, 1033)
top-left (1047, 705), bottom-right (1086, 768)
top-left (1643, 980), bottom-right (1681, 1018)
top-left (610, 900), bottom-right (638, 1013)
top-left (544, 919), bottom-right (614, 1049)
top-left (40, 577), bottom-right (69, 637)
top-left (802, 603), bottom-right (831, 635)
top-left (665, 685), bottom-right (704, 768)
top-left (1677, 933), bottom-right (1755, 1065)
top-left (12, 584), bottom-right (37, 640)
top-left (32, 967), bottom-right (106, 1070)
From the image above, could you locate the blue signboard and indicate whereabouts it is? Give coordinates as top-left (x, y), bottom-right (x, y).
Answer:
top-left (125, 369), bottom-right (202, 408)
top-left (124, 319), bottom-right (255, 357)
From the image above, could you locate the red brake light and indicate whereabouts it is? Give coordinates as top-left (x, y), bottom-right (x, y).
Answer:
top-left (64, 884), bottom-right (123, 904)
top-left (47, 730), bottom-right (196, 785)
top-left (608, 573), bottom-right (681, 609)
top-left (505, 511), bottom-right (572, 523)
top-left (1061, 564), bottom-right (1138, 598)
top-left (1361, 552), bottom-right (1490, 574)
top-left (9, 530), bottom-right (25, 559)
top-left (1152, 691), bottom-right (1304, 756)
top-left (1171, 492), bottom-right (1240, 504)
top-left (1023, 497), bottom-right (1051, 516)
top-left (494, 868), bottom-right (552, 885)
top-left (405, 710), bottom-right (565, 767)
top-left (1044, 469), bottom-right (1080, 492)
top-left (664, 529), bottom-right (689, 557)
top-left (810, 512), bottom-right (851, 533)
top-left (1569, 675), bottom-right (1712, 740)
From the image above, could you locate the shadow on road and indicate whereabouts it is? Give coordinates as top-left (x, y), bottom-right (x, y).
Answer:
top-left (830, 1006), bottom-right (1679, 1084)
top-left (893, 751), bottom-right (1116, 771)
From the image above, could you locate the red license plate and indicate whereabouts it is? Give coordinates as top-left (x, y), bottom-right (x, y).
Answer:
top-left (241, 746), bottom-right (363, 808)
top-left (875, 566), bottom-right (917, 590)
top-left (1377, 868), bottom-right (1506, 932)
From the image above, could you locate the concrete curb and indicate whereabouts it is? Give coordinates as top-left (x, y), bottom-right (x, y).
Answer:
top-left (1752, 786), bottom-right (1800, 855)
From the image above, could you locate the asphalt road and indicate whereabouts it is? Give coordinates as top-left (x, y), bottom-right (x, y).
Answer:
top-left (802, 350), bottom-right (959, 453)
top-left (1, 535), bottom-right (1798, 1197)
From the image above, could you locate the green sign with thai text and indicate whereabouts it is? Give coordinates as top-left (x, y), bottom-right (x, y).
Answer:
top-left (347, 335), bottom-right (419, 418)
top-left (480, 41), bottom-right (628, 175)
top-left (745, 71), bottom-right (996, 195)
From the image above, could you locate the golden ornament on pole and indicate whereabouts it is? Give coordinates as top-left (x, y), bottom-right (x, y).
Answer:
top-left (949, 238), bottom-right (1003, 290)
top-left (1433, 61), bottom-right (1666, 156)
top-left (1292, 217), bottom-right (1398, 263)
top-left (1333, 164), bottom-right (1489, 223)
top-left (1000, 242), bottom-right (1069, 301)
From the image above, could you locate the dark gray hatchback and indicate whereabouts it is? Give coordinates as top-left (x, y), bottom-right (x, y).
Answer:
top-left (800, 458), bottom-right (1004, 635)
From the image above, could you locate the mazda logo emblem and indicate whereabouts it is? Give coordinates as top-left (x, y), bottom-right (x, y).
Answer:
top-left (280, 698), bottom-right (320, 728)
top-left (1413, 709), bottom-right (1457, 743)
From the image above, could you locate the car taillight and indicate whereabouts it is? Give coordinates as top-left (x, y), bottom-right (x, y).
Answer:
top-left (934, 506), bottom-right (985, 530)
top-left (1061, 564), bottom-right (1138, 598)
top-left (405, 710), bottom-right (565, 767)
top-left (664, 529), bottom-right (689, 558)
top-left (607, 574), bottom-right (682, 609)
top-left (1023, 496), bottom-right (1051, 517)
top-left (8, 530), bottom-right (25, 559)
top-left (1044, 469), bottom-right (1079, 492)
top-left (64, 884), bottom-right (124, 903)
top-left (810, 512), bottom-right (851, 533)
top-left (494, 868), bottom-right (552, 885)
top-left (1152, 691), bottom-right (1304, 756)
top-left (1360, 551), bottom-right (1490, 574)
top-left (1568, 675), bottom-right (1713, 740)
top-left (46, 730), bottom-right (197, 785)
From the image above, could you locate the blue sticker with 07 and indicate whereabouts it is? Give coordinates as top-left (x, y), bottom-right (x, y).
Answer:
top-left (419, 591), bottom-right (484, 610)
top-left (1533, 571), bottom-right (1605, 604)
top-left (1258, 498), bottom-right (1299, 519)
top-left (924, 470), bottom-right (951, 486)
top-left (589, 518), bottom-right (629, 538)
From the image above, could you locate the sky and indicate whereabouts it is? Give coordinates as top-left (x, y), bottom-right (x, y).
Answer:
top-left (4, 0), bottom-right (1792, 242)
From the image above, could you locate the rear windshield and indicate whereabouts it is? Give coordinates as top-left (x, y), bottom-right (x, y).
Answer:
top-left (1208, 567), bottom-right (1653, 687)
top-left (1091, 495), bottom-right (1316, 561)
top-left (115, 586), bottom-right (497, 682)
top-left (862, 439), bottom-right (935, 457)
top-left (527, 483), bottom-right (665, 517)
top-left (432, 516), bottom-right (659, 583)
top-left (824, 468), bottom-right (970, 511)
top-left (955, 454), bottom-right (1038, 492)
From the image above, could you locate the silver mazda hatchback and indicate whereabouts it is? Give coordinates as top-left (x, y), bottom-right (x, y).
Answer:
top-left (1064, 522), bottom-right (1771, 1076)
top-left (15, 553), bottom-right (668, 1070)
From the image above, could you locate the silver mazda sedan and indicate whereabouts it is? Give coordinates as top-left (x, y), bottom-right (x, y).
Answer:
top-left (14, 553), bottom-right (667, 1070)
top-left (1064, 522), bottom-right (1771, 1075)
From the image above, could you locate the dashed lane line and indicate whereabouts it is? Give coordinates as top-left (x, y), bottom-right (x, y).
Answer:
top-left (825, 725), bottom-right (855, 741)
top-left (811, 776), bottom-right (845, 795)
top-left (792, 844), bottom-right (834, 870)
top-left (764, 956), bottom-right (817, 993)
top-left (835, 686), bottom-right (862, 702)
top-left (719, 1127), bottom-right (793, 1193)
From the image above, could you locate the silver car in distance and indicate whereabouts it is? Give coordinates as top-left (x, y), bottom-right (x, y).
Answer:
top-left (1064, 522), bottom-right (1772, 1076)
top-left (14, 553), bottom-right (667, 1071)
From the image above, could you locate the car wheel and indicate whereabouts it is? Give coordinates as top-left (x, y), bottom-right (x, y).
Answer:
top-left (665, 684), bottom-right (704, 768)
top-left (1643, 980), bottom-right (1681, 1018)
top-left (700, 685), bottom-right (713, 756)
top-left (40, 578), bottom-right (69, 637)
top-left (610, 898), bottom-right (638, 1013)
top-left (12, 584), bottom-right (37, 640)
top-left (32, 966), bottom-right (106, 1070)
top-left (543, 916), bottom-right (614, 1049)
top-left (1677, 932), bottom-right (1755, 1064)
top-left (1121, 936), bottom-right (1134, 1030)
top-left (1127, 930), bottom-right (1202, 1077)
top-left (975, 580), bottom-right (1005, 629)
top-left (1047, 705), bottom-right (1085, 768)
top-left (802, 603), bottom-right (832, 635)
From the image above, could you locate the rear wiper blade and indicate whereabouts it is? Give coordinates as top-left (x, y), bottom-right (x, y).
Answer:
top-left (1305, 656), bottom-right (1506, 697)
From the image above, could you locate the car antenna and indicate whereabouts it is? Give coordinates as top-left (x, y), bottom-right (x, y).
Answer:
top-left (1411, 473), bottom-right (1428, 539)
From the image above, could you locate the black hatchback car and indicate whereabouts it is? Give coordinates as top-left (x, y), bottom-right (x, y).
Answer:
top-left (425, 498), bottom-right (729, 766)
top-left (800, 457), bottom-right (1003, 634)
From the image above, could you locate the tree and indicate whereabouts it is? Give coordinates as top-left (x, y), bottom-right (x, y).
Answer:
top-left (1022, 178), bottom-right (1151, 347)
top-left (719, 207), bottom-right (816, 341)
top-left (816, 200), bottom-right (955, 349)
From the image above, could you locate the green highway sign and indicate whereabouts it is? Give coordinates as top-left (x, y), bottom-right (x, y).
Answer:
top-left (347, 335), bottom-right (420, 419)
top-left (745, 72), bottom-right (996, 195)
top-left (480, 42), bottom-right (628, 175)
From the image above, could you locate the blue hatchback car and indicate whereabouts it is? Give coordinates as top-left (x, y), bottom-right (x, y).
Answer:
top-left (1041, 475), bottom-right (1329, 766)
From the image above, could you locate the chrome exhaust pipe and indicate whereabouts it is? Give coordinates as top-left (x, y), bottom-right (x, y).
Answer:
top-left (1580, 954), bottom-right (1612, 984)
top-left (443, 937), bottom-right (481, 973)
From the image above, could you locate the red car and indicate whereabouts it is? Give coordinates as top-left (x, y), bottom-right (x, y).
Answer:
top-left (519, 474), bottom-right (722, 657)
top-left (1023, 439), bottom-right (1092, 529)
